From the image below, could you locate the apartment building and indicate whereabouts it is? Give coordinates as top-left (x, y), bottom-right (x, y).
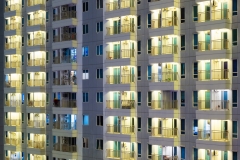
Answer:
top-left (3, 0), bottom-right (240, 159)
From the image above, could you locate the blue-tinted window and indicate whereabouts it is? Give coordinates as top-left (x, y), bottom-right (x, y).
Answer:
top-left (233, 0), bottom-right (237, 15)
top-left (83, 115), bottom-right (89, 125)
top-left (233, 121), bottom-right (238, 138)
top-left (193, 91), bottom-right (198, 107)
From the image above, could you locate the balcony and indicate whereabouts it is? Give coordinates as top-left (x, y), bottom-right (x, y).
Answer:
top-left (198, 9), bottom-right (229, 23)
top-left (53, 121), bottom-right (76, 130)
top-left (53, 55), bottom-right (77, 64)
top-left (151, 45), bottom-right (178, 56)
top-left (106, 74), bottom-right (135, 84)
top-left (151, 127), bottom-right (178, 138)
top-left (53, 11), bottom-right (77, 21)
top-left (28, 38), bottom-right (45, 46)
top-left (151, 100), bottom-right (178, 110)
top-left (151, 72), bottom-right (178, 82)
top-left (28, 18), bottom-right (45, 26)
top-left (28, 58), bottom-right (45, 66)
top-left (198, 69), bottom-right (229, 81)
top-left (27, 100), bottom-right (45, 107)
top-left (5, 4), bottom-right (21, 12)
top-left (53, 100), bottom-right (77, 108)
top-left (5, 100), bottom-right (21, 107)
top-left (106, 149), bottom-right (135, 159)
top-left (27, 0), bottom-right (45, 6)
top-left (5, 138), bottom-right (20, 146)
top-left (106, 125), bottom-right (134, 134)
top-left (28, 120), bottom-right (45, 128)
top-left (28, 140), bottom-right (45, 149)
top-left (5, 119), bottom-right (21, 126)
top-left (198, 100), bottom-right (229, 111)
top-left (5, 42), bottom-right (21, 50)
top-left (106, 24), bottom-right (135, 36)
top-left (198, 130), bottom-right (229, 142)
top-left (27, 79), bottom-right (45, 87)
top-left (53, 78), bottom-right (77, 86)
top-left (5, 23), bottom-right (21, 31)
top-left (53, 143), bottom-right (77, 152)
top-left (5, 61), bottom-right (21, 68)
top-left (5, 80), bottom-right (21, 88)
top-left (106, 0), bottom-right (135, 12)
top-left (53, 33), bottom-right (76, 42)
top-left (106, 49), bottom-right (134, 60)
top-left (106, 100), bottom-right (135, 109)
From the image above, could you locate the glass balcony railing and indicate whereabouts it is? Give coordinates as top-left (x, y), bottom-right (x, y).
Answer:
top-left (53, 33), bottom-right (77, 42)
top-left (106, 0), bottom-right (135, 11)
top-left (106, 100), bottom-right (135, 109)
top-left (27, 79), bottom-right (45, 87)
top-left (106, 24), bottom-right (135, 35)
top-left (28, 58), bottom-right (45, 66)
top-left (151, 127), bottom-right (178, 138)
top-left (28, 140), bottom-right (45, 149)
top-left (53, 143), bottom-right (77, 152)
top-left (5, 42), bottom-right (21, 50)
top-left (5, 80), bottom-right (21, 88)
top-left (212, 39), bottom-right (229, 50)
top-left (28, 120), bottom-right (45, 128)
top-left (151, 72), bottom-right (178, 82)
top-left (53, 11), bottom-right (77, 21)
top-left (106, 49), bottom-right (135, 59)
top-left (27, 100), bottom-right (45, 107)
top-left (198, 41), bottom-right (211, 51)
top-left (53, 121), bottom-right (77, 130)
top-left (106, 124), bottom-right (135, 134)
top-left (28, 38), bottom-right (45, 46)
top-left (5, 23), bottom-right (21, 31)
top-left (198, 130), bottom-right (229, 141)
top-left (27, 0), bottom-right (45, 6)
top-left (53, 77), bottom-right (77, 85)
top-left (5, 4), bottom-right (21, 12)
top-left (5, 100), bottom-right (21, 107)
top-left (5, 138), bottom-right (21, 146)
top-left (162, 17), bottom-right (178, 27)
top-left (53, 100), bottom-right (77, 108)
top-left (5, 119), bottom-right (21, 126)
top-left (5, 61), bottom-right (21, 68)
top-left (198, 9), bottom-right (229, 22)
top-left (106, 149), bottom-right (135, 159)
top-left (198, 69), bottom-right (229, 81)
top-left (53, 55), bottom-right (77, 64)
top-left (151, 100), bottom-right (178, 110)
top-left (198, 100), bottom-right (229, 111)
top-left (28, 18), bottom-right (45, 26)
top-left (151, 45), bottom-right (178, 55)
top-left (106, 74), bottom-right (135, 84)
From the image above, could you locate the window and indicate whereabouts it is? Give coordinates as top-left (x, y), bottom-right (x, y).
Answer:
top-left (22, 133), bottom-right (24, 143)
top-left (46, 51), bottom-right (49, 63)
top-left (193, 6), bottom-right (198, 21)
top-left (181, 91), bottom-right (185, 107)
top-left (96, 69), bottom-right (103, 79)
top-left (22, 37), bottom-right (24, 46)
top-left (147, 39), bottom-right (152, 54)
top-left (194, 148), bottom-right (198, 160)
top-left (181, 147), bottom-right (185, 160)
top-left (22, 17), bottom-right (24, 27)
top-left (193, 33), bottom-right (198, 49)
top-left (193, 91), bottom-right (198, 107)
top-left (137, 41), bottom-right (141, 54)
top-left (148, 118), bottom-right (152, 132)
top-left (148, 92), bottom-right (152, 106)
top-left (181, 8), bottom-right (185, 23)
top-left (96, 116), bottom-right (103, 126)
top-left (96, 139), bottom-right (103, 150)
top-left (96, 92), bottom-right (103, 103)
top-left (83, 24), bottom-right (88, 34)
top-left (137, 91), bottom-right (141, 106)
top-left (233, 29), bottom-right (238, 45)
top-left (147, 13), bottom-right (151, 28)
top-left (233, 90), bottom-right (237, 107)
top-left (193, 62), bottom-right (198, 78)
top-left (147, 65), bottom-right (152, 80)
top-left (138, 117), bottom-right (141, 131)
top-left (233, 152), bottom-right (238, 160)
top-left (96, 0), bottom-right (103, 9)
top-left (193, 119), bottom-right (198, 135)
top-left (83, 137), bottom-right (88, 148)
top-left (96, 45), bottom-right (103, 55)
top-left (233, 59), bottom-right (238, 76)
top-left (137, 66), bottom-right (141, 80)
top-left (22, 55), bottom-right (24, 65)
top-left (233, 121), bottom-right (238, 138)
top-left (96, 21), bottom-right (103, 32)
top-left (83, 115), bottom-right (89, 125)
top-left (82, 70), bottom-right (89, 79)
top-left (181, 35), bottom-right (185, 50)
top-left (46, 32), bottom-right (49, 42)
top-left (148, 144), bottom-right (152, 159)
top-left (181, 63), bottom-right (185, 78)
top-left (137, 143), bottom-right (141, 157)
top-left (46, 11), bottom-right (49, 22)
top-left (137, 15), bottom-right (141, 29)
top-left (83, 2), bottom-right (88, 12)
top-left (82, 46), bottom-right (89, 56)
top-left (181, 119), bottom-right (185, 134)
top-left (233, 0), bottom-right (237, 15)
top-left (83, 92), bottom-right (88, 102)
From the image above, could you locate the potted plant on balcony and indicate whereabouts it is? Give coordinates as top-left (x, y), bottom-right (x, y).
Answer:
top-left (54, 98), bottom-right (60, 107)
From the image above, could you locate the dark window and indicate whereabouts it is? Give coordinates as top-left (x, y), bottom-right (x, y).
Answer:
top-left (181, 63), bottom-right (185, 78)
top-left (83, 2), bottom-right (88, 12)
top-left (233, 29), bottom-right (238, 45)
top-left (193, 119), bottom-right (198, 135)
top-left (137, 117), bottom-right (141, 131)
top-left (137, 91), bottom-right (141, 106)
top-left (137, 41), bottom-right (141, 54)
top-left (233, 0), bottom-right (237, 15)
top-left (147, 13), bottom-right (151, 28)
top-left (181, 8), bottom-right (185, 23)
top-left (233, 90), bottom-right (238, 107)
top-left (181, 119), bottom-right (185, 134)
top-left (137, 66), bottom-right (141, 80)
top-left (181, 91), bottom-right (185, 107)
top-left (193, 62), bottom-right (198, 78)
top-left (193, 33), bottom-right (198, 49)
top-left (181, 35), bottom-right (185, 50)
top-left (137, 15), bottom-right (141, 29)
top-left (233, 59), bottom-right (238, 76)
top-left (233, 121), bottom-right (238, 138)
top-left (138, 143), bottom-right (141, 157)
top-left (193, 91), bottom-right (198, 107)
top-left (193, 6), bottom-right (198, 21)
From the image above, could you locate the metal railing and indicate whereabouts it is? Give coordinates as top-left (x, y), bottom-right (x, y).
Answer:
top-left (28, 0), bottom-right (45, 6)
top-left (61, 55), bottom-right (77, 63)
top-left (27, 100), bottom-right (45, 107)
top-left (28, 120), bottom-right (45, 128)
top-left (198, 69), bottom-right (229, 81)
top-left (5, 61), bottom-right (21, 68)
top-left (5, 119), bottom-right (21, 126)
top-left (151, 19), bottom-right (161, 29)
top-left (28, 38), bottom-right (45, 46)
top-left (53, 121), bottom-right (77, 130)
top-left (198, 130), bottom-right (229, 141)
top-left (106, 74), bottom-right (135, 84)
top-left (53, 100), bottom-right (77, 108)
top-left (5, 80), bottom-right (21, 88)
top-left (151, 45), bottom-right (178, 55)
top-left (28, 58), bottom-right (45, 66)
top-left (198, 11), bottom-right (211, 22)
top-left (106, 49), bottom-right (135, 59)
top-left (151, 72), bottom-right (178, 82)
top-left (5, 23), bottom-right (21, 31)
top-left (27, 79), bottom-right (45, 87)
top-left (162, 17), bottom-right (178, 27)
top-left (61, 11), bottom-right (77, 20)
top-left (151, 127), bottom-right (178, 138)
top-left (5, 100), bottom-right (21, 107)
top-left (28, 140), bottom-right (45, 149)
top-left (106, 100), bottom-right (135, 109)
top-left (5, 138), bottom-right (20, 146)
top-left (106, 0), bottom-right (134, 11)
top-left (151, 100), bottom-right (178, 110)
top-left (106, 24), bottom-right (135, 35)
top-left (106, 149), bottom-right (121, 158)
top-left (198, 41), bottom-right (210, 51)
top-left (53, 143), bottom-right (77, 152)
top-left (28, 17), bottom-right (46, 26)
top-left (53, 78), bottom-right (77, 85)
top-left (198, 100), bottom-right (229, 111)
top-left (5, 42), bottom-right (21, 50)
top-left (106, 125), bottom-right (134, 134)
top-left (61, 33), bottom-right (77, 41)
top-left (212, 39), bottom-right (229, 50)
top-left (211, 9), bottom-right (229, 21)
top-left (5, 4), bottom-right (21, 12)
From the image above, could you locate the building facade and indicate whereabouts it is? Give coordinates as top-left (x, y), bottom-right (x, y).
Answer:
top-left (3, 0), bottom-right (240, 159)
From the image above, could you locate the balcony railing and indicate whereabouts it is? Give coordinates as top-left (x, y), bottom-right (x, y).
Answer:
top-left (5, 138), bottom-right (20, 146)
top-left (106, 24), bottom-right (135, 35)
top-left (198, 69), bottom-right (229, 81)
top-left (198, 41), bottom-right (210, 51)
top-left (198, 11), bottom-right (211, 22)
top-left (106, 0), bottom-right (135, 11)
top-left (62, 55), bottom-right (77, 63)
top-left (28, 58), bottom-right (45, 66)
top-left (106, 100), bottom-right (135, 109)
top-left (28, 0), bottom-right (45, 6)
top-left (53, 11), bottom-right (77, 21)
top-left (106, 125), bottom-right (135, 134)
top-left (151, 72), bottom-right (178, 82)
top-left (28, 140), bottom-right (45, 149)
top-left (27, 79), bottom-right (45, 87)
top-left (27, 100), bottom-right (45, 107)
top-left (106, 149), bottom-right (135, 159)
top-left (28, 120), bottom-right (45, 128)
top-left (150, 155), bottom-right (178, 160)
top-left (212, 39), bottom-right (229, 50)
top-left (151, 100), bottom-right (178, 110)
top-left (162, 17), bottom-right (178, 27)
top-left (198, 130), bottom-right (229, 141)
top-left (5, 119), bottom-right (21, 126)
top-left (212, 9), bottom-right (229, 21)
top-left (5, 23), bottom-right (21, 31)
top-left (151, 19), bottom-right (161, 29)
top-left (5, 100), bottom-right (21, 107)
top-left (53, 121), bottom-right (77, 130)
top-left (106, 74), bottom-right (135, 84)
top-left (5, 80), bottom-right (21, 88)
top-left (53, 78), bottom-right (77, 85)
top-left (5, 4), bottom-right (21, 12)
top-left (151, 45), bottom-right (178, 55)
top-left (28, 38), bottom-right (45, 46)
top-left (5, 42), bottom-right (21, 50)
top-left (106, 49), bottom-right (135, 59)
top-left (198, 100), bottom-right (229, 111)
top-left (5, 61), bottom-right (21, 68)
top-left (28, 18), bottom-right (46, 26)
top-left (53, 143), bottom-right (77, 152)
top-left (151, 127), bottom-right (178, 138)
top-left (54, 33), bottom-right (77, 42)
top-left (53, 100), bottom-right (77, 108)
